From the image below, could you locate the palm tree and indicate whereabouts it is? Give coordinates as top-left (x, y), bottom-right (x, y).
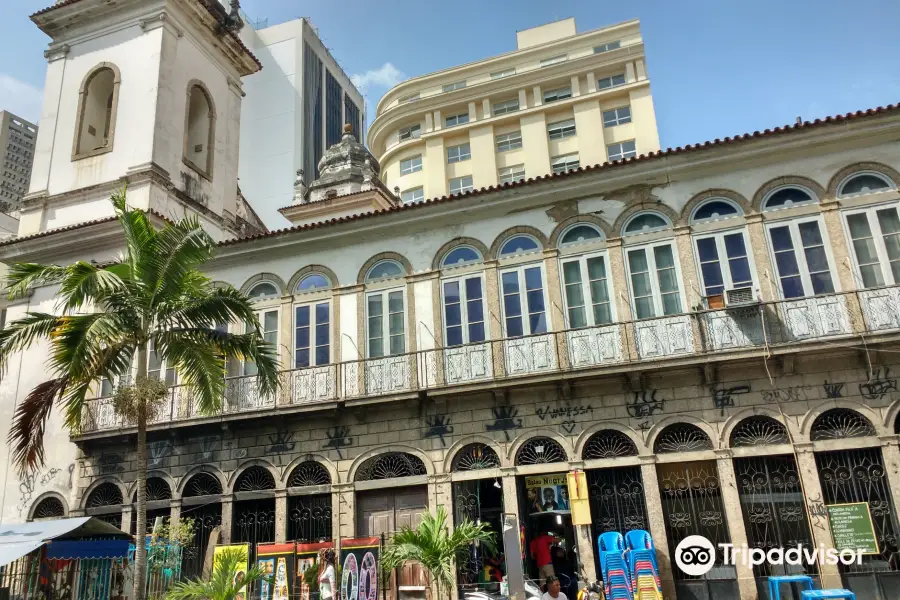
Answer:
top-left (0, 192), bottom-right (279, 600)
top-left (381, 506), bottom-right (496, 600)
top-left (165, 545), bottom-right (271, 600)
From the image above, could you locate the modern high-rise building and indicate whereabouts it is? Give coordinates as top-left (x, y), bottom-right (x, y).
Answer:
top-left (367, 18), bottom-right (660, 203)
top-left (0, 111), bottom-right (37, 214)
top-left (239, 17), bottom-right (365, 227)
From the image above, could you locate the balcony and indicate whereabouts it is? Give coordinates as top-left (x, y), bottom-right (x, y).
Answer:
top-left (78, 287), bottom-right (900, 435)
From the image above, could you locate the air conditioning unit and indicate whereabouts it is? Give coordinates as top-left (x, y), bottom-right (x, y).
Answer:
top-left (724, 286), bottom-right (756, 306)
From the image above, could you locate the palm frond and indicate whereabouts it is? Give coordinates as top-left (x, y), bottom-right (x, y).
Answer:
top-left (56, 261), bottom-right (129, 312)
top-left (5, 263), bottom-right (67, 300)
top-left (155, 330), bottom-right (226, 415)
top-left (164, 286), bottom-right (261, 332)
top-left (7, 378), bottom-right (67, 476)
top-left (111, 189), bottom-right (158, 288)
top-left (165, 546), bottom-right (270, 600)
top-left (0, 313), bottom-right (64, 370)
top-left (46, 312), bottom-right (131, 381)
top-left (150, 218), bottom-right (215, 306)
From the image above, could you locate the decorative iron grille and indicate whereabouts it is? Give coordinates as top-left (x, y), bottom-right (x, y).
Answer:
top-left (133, 477), bottom-right (172, 503)
top-left (287, 494), bottom-right (332, 542)
top-left (288, 462), bottom-right (331, 487)
top-left (583, 430), bottom-right (638, 459)
top-left (235, 466), bottom-right (276, 491)
top-left (730, 416), bottom-right (790, 447)
top-left (181, 504), bottom-right (222, 579)
top-left (356, 452), bottom-right (426, 481)
top-left (451, 443), bottom-right (500, 471)
top-left (232, 499), bottom-right (276, 565)
top-left (183, 472), bottom-right (223, 497)
top-left (587, 465), bottom-right (648, 577)
top-left (86, 482), bottom-right (123, 508)
top-left (515, 437), bottom-right (567, 465)
top-left (810, 409), bottom-right (876, 441)
top-left (33, 497), bottom-right (64, 519)
top-left (654, 423), bottom-right (713, 453)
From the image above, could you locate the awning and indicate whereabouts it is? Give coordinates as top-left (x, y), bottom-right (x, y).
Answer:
top-left (46, 539), bottom-right (131, 560)
top-left (0, 517), bottom-right (131, 567)
top-left (0, 541), bottom-right (45, 567)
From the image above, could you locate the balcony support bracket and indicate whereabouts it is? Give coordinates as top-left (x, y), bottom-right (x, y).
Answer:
top-left (701, 363), bottom-right (717, 385)
top-left (780, 354), bottom-right (796, 376)
top-left (557, 381), bottom-right (572, 401)
top-left (625, 371), bottom-right (644, 392)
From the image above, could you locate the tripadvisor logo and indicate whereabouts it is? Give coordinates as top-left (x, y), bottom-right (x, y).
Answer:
top-left (674, 535), bottom-right (865, 576)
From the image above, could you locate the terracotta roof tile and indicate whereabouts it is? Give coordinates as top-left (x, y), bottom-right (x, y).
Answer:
top-left (0, 210), bottom-right (172, 249)
top-left (218, 102), bottom-right (900, 248)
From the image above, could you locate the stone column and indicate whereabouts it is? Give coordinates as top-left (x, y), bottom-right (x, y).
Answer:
top-left (429, 474), bottom-right (453, 519)
top-left (220, 495), bottom-right (234, 544)
top-left (500, 468), bottom-right (520, 525)
top-left (334, 483), bottom-right (355, 539)
top-left (793, 443), bottom-right (841, 589)
top-left (170, 498), bottom-right (182, 525)
top-left (275, 490), bottom-right (288, 542)
top-left (120, 507), bottom-right (133, 534)
top-left (714, 450), bottom-right (757, 600)
top-left (639, 456), bottom-right (675, 600)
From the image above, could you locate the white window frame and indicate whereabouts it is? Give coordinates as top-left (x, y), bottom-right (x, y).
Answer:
top-left (442, 81), bottom-right (466, 93)
top-left (449, 176), bottom-right (474, 195)
top-left (496, 131), bottom-right (523, 152)
top-left (400, 154), bottom-right (422, 175)
top-left (293, 300), bottom-right (332, 369)
top-left (441, 273), bottom-right (488, 347)
top-left (551, 153), bottom-right (579, 174)
top-left (607, 140), bottom-right (636, 161)
top-left (602, 106), bottom-right (631, 127)
top-left (543, 87), bottom-right (572, 103)
top-left (547, 119), bottom-right (576, 140)
top-left (398, 124), bottom-right (421, 141)
top-left (765, 216), bottom-right (839, 299)
top-left (540, 55), bottom-right (568, 67)
top-left (245, 307), bottom-right (279, 375)
top-left (624, 240), bottom-right (685, 319)
top-left (692, 228), bottom-right (758, 299)
top-left (147, 339), bottom-right (176, 386)
top-left (842, 202), bottom-right (900, 288)
top-left (558, 251), bottom-right (616, 329)
top-left (498, 164), bottom-right (525, 185)
top-left (498, 262), bottom-right (551, 338)
top-left (597, 74), bottom-right (627, 90)
top-left (491, 68), bottom-right (516, 79)
top-left (447, 143), bottom-right (471, 164)
top-left (366, 287), bottom-right (407, 358)
top-left (594, 41), bottom-right (621, 53)
top-left (493, 98), bottom-right (520, 116)
top-left (401, 187), bottom-right (424, 204)
top-left (837, 172), bottom-right (896, 198)
top-left (445, 113), bottom-right (469, 128)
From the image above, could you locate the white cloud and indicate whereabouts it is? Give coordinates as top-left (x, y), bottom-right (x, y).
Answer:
top-left (350, 62), bottom-right (405, 93)
top-left (0, 74), bottom-right (43, 124)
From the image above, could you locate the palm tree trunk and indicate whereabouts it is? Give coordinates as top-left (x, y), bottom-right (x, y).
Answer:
top-left (133, 343), bottom-right (149, 600)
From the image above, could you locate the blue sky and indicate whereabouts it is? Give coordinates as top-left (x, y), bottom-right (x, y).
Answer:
top-left (3, 0), bottom-right (899, 149)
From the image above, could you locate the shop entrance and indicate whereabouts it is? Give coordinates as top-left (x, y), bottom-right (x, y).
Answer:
top-left (453, 479), bottom-right (505, 592)
top-left (518, 473), bottom-right (577, 598)
top-left (586, 466), bottom-right (649, 578)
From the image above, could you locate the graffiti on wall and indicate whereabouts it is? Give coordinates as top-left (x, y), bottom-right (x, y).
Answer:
top-left (17, 465), bottom-right (67, 518)
top-left (536, 403), bottom-right (593, 435)
top-left (485, 406), bottom-right (523, 441)
top-left (268, 428), bottom-right (296, 453)
top-left (762, 386), bottom-right (810, 403)
top-left (147, 440), bottom-right (174, 467)
top-left (423, 415), bottom-right (453, 446)
top-left (627, 390), bottom-right (664, 418)
top-left (823, 381), bottom-right (845, 399)
top-left (324, 426), bottom-right (353, 459)
top-left (859, 368), bottom-right (897, 400)
top-left (711, 385), bottom-right (750, 416)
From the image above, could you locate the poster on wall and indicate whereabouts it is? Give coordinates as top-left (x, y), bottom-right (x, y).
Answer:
top-left (525, 473), bottom-right (571, 514)
top-left (213, 544), bottom-right (250, 600)
top-left (296, 541), bottom-right (334, 600)
top-left (340, 537), bottom-right (380, 600)
top-left (257, 543), bottom-right (297, 600)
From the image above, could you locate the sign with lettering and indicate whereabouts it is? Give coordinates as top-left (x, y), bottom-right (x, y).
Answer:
top-left (826, 502), bottom-right (880, 555)
top-left (524, 473), bottom-right (569, 514)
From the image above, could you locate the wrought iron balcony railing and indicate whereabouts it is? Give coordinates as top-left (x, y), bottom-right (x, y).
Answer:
top-left (79, 286), bottom-right (900, 434)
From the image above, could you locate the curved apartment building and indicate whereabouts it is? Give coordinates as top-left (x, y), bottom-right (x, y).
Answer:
top-left (367, 18), bottom-right (661, 203)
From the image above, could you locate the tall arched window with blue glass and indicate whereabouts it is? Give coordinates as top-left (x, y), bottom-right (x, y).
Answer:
top-left (440, 246), bottom-right (490, 384)
top-left (364, 260), bottom-right (410, 395)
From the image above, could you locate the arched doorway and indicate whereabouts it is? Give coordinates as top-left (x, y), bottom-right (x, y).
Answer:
top-left (131, 477), bottom-right (173, 534)
top-left (180, 472), bottom-right (223, 579)
top-left (232, 466), bottom-right (277, 565)
top-left (286, 461), bottom-right (332, 543)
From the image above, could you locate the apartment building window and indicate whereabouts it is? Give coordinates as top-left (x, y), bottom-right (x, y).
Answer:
top-left (449, 176), bottom-right (474, 195)
top-left (844, 204), bottom-right (900, 288)
top-left (399, 124), bottom-right (421, 142)
top-left (447, 143), bottom-right (471, 163)
top-left (401, 187), bottom-right (424, 204)
top-left (838, 172), bottom-right (894, 197)
top-left (594, 41), bottom-right (621, 53)
top-left (694, 231), bottom-right (754, 298)
top-left (541, 55), bottom-right (568, 67)
top-left (543, 87), bottom-right (572, 103)
top-left (547, 119), bottom-right (576, 140)
top-left (597, 74), bottom-right (627, 90)
top-left (400, 155), bottom-right (423, 175)
top-left (399, 92), bottom-right (420, 104)
top-left (493, 98), bottom-right (520, 116)
top-left (500, 264), bottom-right (549, 337)
top-left (626, 241), bottom-right (683, 319)
top-left (498, 165), bottom-right (525, 185)
top-left (295, 302), bottom-right (330, 368)
top-left (607, 140), bottom-right (637, 161)
top-left (766, 217), bottom-right (836, 299)
top-left (551, 153), bottom-right (579, 174)
top-left (245, 308), bottom-right (279, 375)
top-left (496, 131), bottom-right (523, 152)
top-left (365, 261), bottom-right (407, 358)
top-left (602, 106), bottom-right (632, 127)
top-left (445, 113), bottom-right (469, 128)
top-left (442, 274), bottom-right (487, 346)
top-left (491, 68), bottom-right (516, 79)
top-left (561, 253), bottom-right (613, 328)
top-left (443, 81), bottom-right (467, 93)
top-left (147, 340), bottom-right (176, 385)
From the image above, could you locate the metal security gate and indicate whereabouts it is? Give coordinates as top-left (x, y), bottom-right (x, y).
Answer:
top-left (232, 498), bottom-right (276, 565)
top-left (287, 493), bottom-right (332, 542)
top-left (181, 503), bottom-right (221, 579)
top-left (734, 455), bottom-right (817, 599)
top-left (453, 479), bottom-right (505, 592)
top-left (657, 460), bottom-right (739, 600)
top-left (816, 448), bottom-right (900, 599)
top-left (587, 466), bottom-right (648, 577)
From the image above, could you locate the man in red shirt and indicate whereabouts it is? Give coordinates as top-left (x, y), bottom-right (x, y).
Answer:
top-left (529, 532), bottom-right (558, 584)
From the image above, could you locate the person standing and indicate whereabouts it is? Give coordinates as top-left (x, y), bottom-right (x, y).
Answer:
top-left (319, 549), bottom-right (336, 600)
top-left (529, 531), bottom-right (557, 583)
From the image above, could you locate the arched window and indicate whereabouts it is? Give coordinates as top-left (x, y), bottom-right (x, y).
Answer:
top-left (33, 497), bottom-right (65, 519)
top-left (74, 64), bottom-right (119, 157)
top-left (622, 212), bottom-right (670, 236)
top-left (499, 235), bottom-right (541, 257)
top-left (441, 246), bottom-right (482, 268)
top-left (86, 482), bottom-right (123, 508)
top-left (515, 437), bottom-right (567, 465)
top-left (365, 260), bottom-right (408, 359)
top-left (690, 199), bottom-right (742, 224)
top-left (183, 472), bottom-right (223, 497)
top-left (729, 416), bottom-right (789, 447)
top-left (235, 466), bottom-right (276, 492)
top-left (559, 224), bottom-right (603, 247)
top-left (184, 84), bottom-right (215, 177)
top-left (366, 260), bottom-right (404, 282)
top-left (356, 452), bottom-right (426, 481)
top-left (838, 172), bottom-right (894, 197)
top-left (810, 409), bottom-right (876, 441)
top-left (287, 461), bottom-right (332, 487)
top-left (762, 186), bottom-right (817, 211)
top-left (653, 423), bottom-right (713, 453)
top-left (582, 430), bottom-right (638, 459)
top-left (133, 477), bottom-right (173, 502)
top-left (451, 443), bottom-right (500, 471)
top-left (296, 273), bottom-right (330, 292)
top-left (249, 282), bottom-right (279, 300)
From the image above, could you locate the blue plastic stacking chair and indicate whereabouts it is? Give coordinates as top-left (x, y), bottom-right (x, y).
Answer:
top-left (768, 575), bottom-right (814, 600)
top-left (800, 591), bottom-right (855, 600)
